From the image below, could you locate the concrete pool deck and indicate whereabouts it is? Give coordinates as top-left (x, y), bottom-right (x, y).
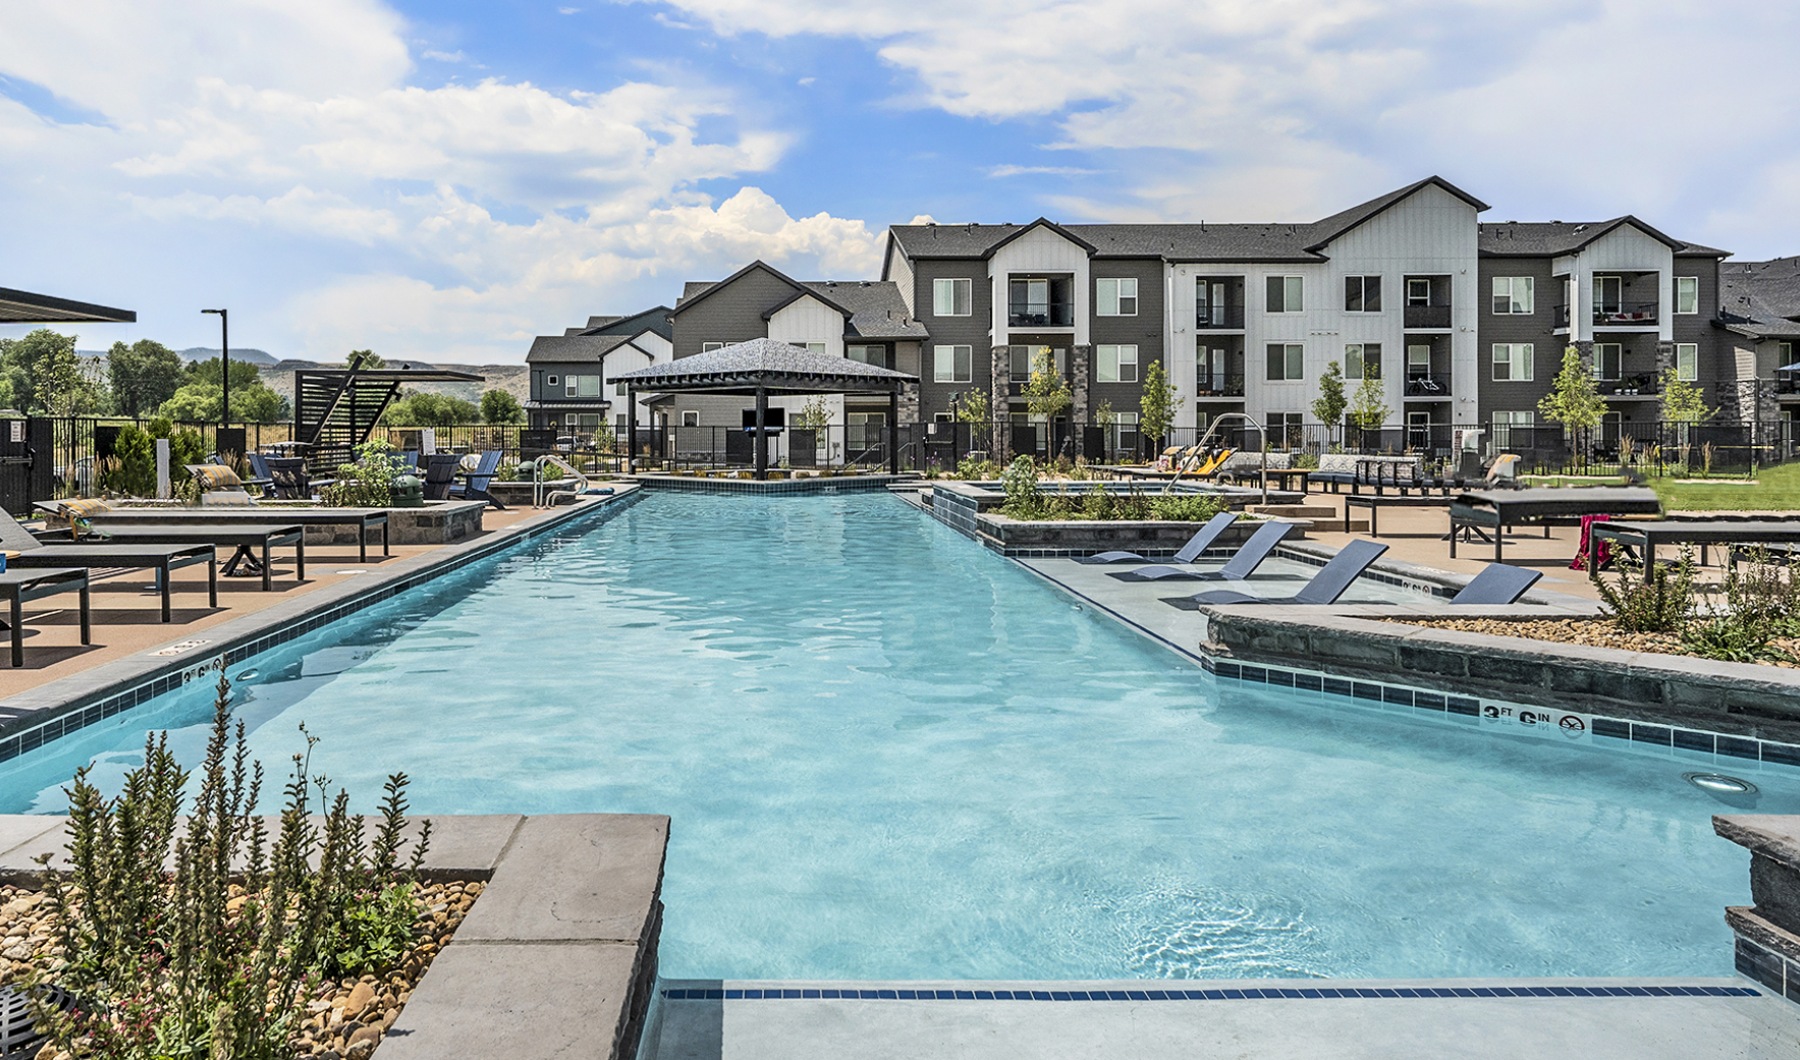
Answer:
top-left (648, 977), bottom-right (1800, 1059)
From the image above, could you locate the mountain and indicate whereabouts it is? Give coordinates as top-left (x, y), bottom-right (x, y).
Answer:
top-left (178, 346), bottom-right (279, 366)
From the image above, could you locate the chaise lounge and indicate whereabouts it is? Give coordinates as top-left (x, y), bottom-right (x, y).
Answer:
top-left (1076, 512), bottom-right (1238, 565)
top-left (0, 510), bottom-right (217, 622)
top-left (1112, 519), bottom-right (1295, 581)
top-left (1168, 539), bottom-right (1390, 607)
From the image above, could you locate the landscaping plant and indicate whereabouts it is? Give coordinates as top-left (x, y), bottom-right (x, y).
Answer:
top-left (320, 438), bottom-right (402, 507)
top-left (1591, 550), bottom-right (1695, 634)
top-left (32, 665), bottom-right (431, 1059)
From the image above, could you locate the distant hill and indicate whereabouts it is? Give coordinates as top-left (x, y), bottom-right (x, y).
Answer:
top-left (178, 346), bottom-right (279, 366)
top-left (76, 347), bottom-right (530, 411)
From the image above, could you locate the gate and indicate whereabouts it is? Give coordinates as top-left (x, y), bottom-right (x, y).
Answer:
top-left (0, 418), bottom-right (50, 516)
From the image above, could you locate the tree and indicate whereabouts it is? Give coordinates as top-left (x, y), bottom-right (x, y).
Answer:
top-left (160, 357), bottom-right (289, 423)
top-left (795, 395), bottom-right (833, 432)
top-left (0, 328), bottom-right (106, 414)
top-left (1312, 361), bottom-right (1348, 444)
top-left (108, 339), bottom-right (185, 416)
top-left (1138, 357), bottom-right (1181, 457)
top-left (380, 391), bottom-right (481, 426)
top-left (1022, 346), bottom-right (1071, 421)
top-left (1538, 345), bottom-right (1607, 466)
top-left (1347, 372), bottom-right (1390, 444)
top-left (954, 387), bottom-right (989, 425)
top-left (480, 388), bottom-right (525, 424)
top-left (349, 349), bottom-right (387, 370)
top-left (1659, 369), bottom-right (1716, 469)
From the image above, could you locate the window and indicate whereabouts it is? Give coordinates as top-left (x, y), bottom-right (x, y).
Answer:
top-left (1594, 343), bottom-right (1622, 382)
top-left (680, 410), bottom-right (699, 427)
top-left (615, 382), bottom-right (628, 396)
top-left (565, 374), bottom-right (601, 398)
top-left (1492, 410), bottom-right (1534, 447)
top-left (1096, 344), bottom-right (1138, 383)
top-left (1266, 275), bottom-right (1304, 313)
top-left (546, 374), bottom-right (559, 387)
top-left (1267, 412), bottom-right (1304, 448)
top-left (1344, 275), bottom-right (1382, 313)
top-left (1406, 278), bottom-right (1431, 306)
top-left (1344, 343), bottom-right (1381, 380)
top-left (1096, 277), bottom-right (1138, 316)
top-left (1266, 343), bottom-right (1304, 381)
top-left (1492, 276), bottom-right (1534, 315)
top-left (1009, 345), bottom-right (1066, 381)
top-left (803, 341), bottom-right (827, 356)
top-left (1676, 343), bottom-right (1699, 381)
top-left (933, 278), bottom-right (971, 316)
top-left (702, 342), bottom-right (727, 352)
top-left (1593, 275), bottom-right (1623, 315)
top-left (1406, 344), bottom-right (1432, 378)
top-left (1492, 343), bottom-right (1534, 381)
top-left (847, 344), bottom-right (889, 369)
top-left (932, 344), bottom-right (972, 384)
top-left (1675, 277), bottom-right (1699, 315)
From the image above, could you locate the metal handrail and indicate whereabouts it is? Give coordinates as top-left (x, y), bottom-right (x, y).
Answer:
top-left (1167, 412), bottom-right (1270, 506)
top-left (531, 454), bottom-right (588, 507)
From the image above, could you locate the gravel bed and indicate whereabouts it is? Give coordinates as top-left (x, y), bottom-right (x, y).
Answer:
top-left (1390, 616), bottom-right (1800, 668)
top-left (0, 878), bottom-right (484, 1059)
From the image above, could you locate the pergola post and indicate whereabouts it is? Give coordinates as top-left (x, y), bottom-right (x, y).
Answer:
top-left (626, 385), bottom-right (637, 476)
top-left (754, 385), bottom-right (768, 481)
top-left (888, 387), bottom-right (900, 475)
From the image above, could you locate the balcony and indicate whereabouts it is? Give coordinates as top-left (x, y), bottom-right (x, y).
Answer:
top-left (1404, 373), bottom-right (1451, 398)
top-left (1403, 305), bottom-right (1451, 329)
top-left (1554, 304), bottom-right (1570, 328)
top-left (1594, 302), bottom-right (1659, 327)
top-left (1596, 373), bottom-right (1661, 397)
top-left (1007, 301), bottom-right (1074, 328)
top-left (1195, 306), bottom-right (1246, 329)
top-left (1775, 375), bottom-right (1800, 397)
top-left (1195, 374), bottom-right (1245, 398)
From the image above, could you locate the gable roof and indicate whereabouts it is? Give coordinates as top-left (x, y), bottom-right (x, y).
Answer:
top-left (578, 305), bottom-right (672, 341)
top-left (1303, 176), bottom-right (1489, 251)
top-left (680, 269), bottom-right (928, 340)
top-left (1477, 216), bottom-right (1724, 258)
top-left (1718, 256), bottom-right (1800, 340)
top-left (980, 217), bottom-right (1098, 258)
top-left (668, 260), bottom-right (835, 317)
top-left (612, 337), bottom-right (917, 393)
top-left (524, 333), bottom-right (635, 365)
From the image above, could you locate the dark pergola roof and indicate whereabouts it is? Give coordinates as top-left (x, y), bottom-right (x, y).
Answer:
top-left (0, 286), bottom-right (136, 324)
top-left (613, 338), bottom-right (917, 394)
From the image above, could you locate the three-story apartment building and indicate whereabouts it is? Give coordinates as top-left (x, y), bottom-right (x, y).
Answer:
top-left (1718, 256), bottom-right (1800, 430)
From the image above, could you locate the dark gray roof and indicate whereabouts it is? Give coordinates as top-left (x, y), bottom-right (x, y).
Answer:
top-left (1477, 217), bottom-right (1725, 258)
top-left (525, 333), bottom-right (633, 365)
top-left (798, 281), bottom-right (928, 339)
top-left (1718, 256), bottom-right (1800, 340)
top-left (0, 286), bottom-right (136, 324)
top-left (887, 177), bottom-right (1487, 263)
top-left (577, 305), bottom-right (672, 341)
top-left (612, 338), bottom-right (917, 393)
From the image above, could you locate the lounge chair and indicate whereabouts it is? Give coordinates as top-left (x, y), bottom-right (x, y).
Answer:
top-left (0, 509), bottom-right (217, 622)
top-left (448, 450), bottom-right (507, 510)
top-left (1173, 539), bottom-right (1389, 607)
top-left (1076, 512), bottom-right (1238, 565)
top-left (1450, 563), bottom-right (1542, 605)
top-left (1115, 519), bottom-right (1295, 581)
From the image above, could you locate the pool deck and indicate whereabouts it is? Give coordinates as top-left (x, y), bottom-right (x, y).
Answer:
top-left (649, 977), bottom-right (1800, 1059)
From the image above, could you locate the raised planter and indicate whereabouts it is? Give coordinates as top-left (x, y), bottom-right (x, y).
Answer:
top-left (1716, 815), bottom-right (1800, 1003)
top-left (386, 500), bottom-right (486, 545)
top-left (927, 481), bottom-right (1307, 556)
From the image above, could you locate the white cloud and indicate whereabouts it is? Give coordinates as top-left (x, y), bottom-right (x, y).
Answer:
top-left (987, 164), bottom-right (1098, 179)
top-left (421, 49), bottom-right (468, 63)
top-left (0, 0), bottom-right (881, 362)
top-left (559, 6), bottom-right (582, 13)
top-left (640, 0), bottom-right (1800, 249)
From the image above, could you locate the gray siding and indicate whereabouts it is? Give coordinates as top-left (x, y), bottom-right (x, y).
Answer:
top-left (1476, 257), bottom-right (1561, 424)
top-left (913, 258), bottom-right (992, 418)
top-left (670, 268), bottom-right (797, 359)
top-left (1089, 258), bottom-right (1164, 415)
top-left (1673, 254), bottom-right (1726, 410)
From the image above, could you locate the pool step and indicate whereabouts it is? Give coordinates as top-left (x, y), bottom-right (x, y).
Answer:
top-left (1248, 504), bottom-right (1365, 532)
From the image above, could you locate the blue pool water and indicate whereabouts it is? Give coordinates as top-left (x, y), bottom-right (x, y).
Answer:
top-left (0, 493), bottom-right (1790, 981)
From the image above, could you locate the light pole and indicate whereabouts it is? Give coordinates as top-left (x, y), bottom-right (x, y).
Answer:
top-left (201, 308), bottom-right (228, 426)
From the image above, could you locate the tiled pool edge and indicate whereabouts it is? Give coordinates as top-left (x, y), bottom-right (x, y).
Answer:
top-left (630, 473), bottom-right (916, 494)
top-left (0, 490), bottom-right (647, 763)
top-left (0, 812), bottom-right (670, 1060)
top-left (1717, 817), bottom-right (1800, 1006)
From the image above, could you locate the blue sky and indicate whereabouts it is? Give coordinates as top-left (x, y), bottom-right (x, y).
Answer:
top-left (2, 0), bottom-right (1797, 363)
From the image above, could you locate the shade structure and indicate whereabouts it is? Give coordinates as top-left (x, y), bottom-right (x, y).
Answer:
top-left (0, 287), bottom-right (136, 324)
top-left (1778, 363), bottom-right (1800, 373)
top-left (613, 338), bottom-right (919, 479)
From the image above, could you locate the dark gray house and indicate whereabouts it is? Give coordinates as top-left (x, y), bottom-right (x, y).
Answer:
top-left (1718, 257), bottom-right (1800, 427)
top-left (524, 306), bottom-right (672, 440)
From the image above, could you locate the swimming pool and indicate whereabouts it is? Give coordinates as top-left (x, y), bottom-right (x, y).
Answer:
top-left (1, 493), bottom-right (1789, 981)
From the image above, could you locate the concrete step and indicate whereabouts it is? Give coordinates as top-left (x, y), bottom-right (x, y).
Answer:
top-left (1248, 504), bottom-right (1338, 519)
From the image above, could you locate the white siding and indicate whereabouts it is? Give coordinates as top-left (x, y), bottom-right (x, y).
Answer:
top-left (1570, 225), bottom-right (1675, 341)
top-left (766, 295), bottom-right (846, 359)
top-left (884, 241), bottom-right (916, 316)
top-left (604, 332), bottom-right (672, 428)
top-left (988, 225), bottom-right (1091, 347)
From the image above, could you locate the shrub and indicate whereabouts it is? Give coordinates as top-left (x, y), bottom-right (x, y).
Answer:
top-left (34, 666), bottom-right (431, 1059)
top-left (1149, 492), bottom-right (1226, 522)
top-left (320, 439), bottom-right (401, 507)
top-left (1079, 484), bottom-right (1114, 520)
top-left (1114, 488), bottom-right (1151, 521)
top-left (99, 420), bottom-right (208, 497)
top-left (953, 456), bottom-right (1000, 480)
top-left (1681, 549), bottom-right (1800, 662)
top-left (999, 456), bottom-right (1042, 518)
top-left (1592, 550), bottom-right (1695, 634)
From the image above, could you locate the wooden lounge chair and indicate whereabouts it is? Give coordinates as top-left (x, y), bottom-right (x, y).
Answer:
top-left (449, 450), bottom-right (507, 510)
top-left (1076, 512), bottom-right (1238, 565)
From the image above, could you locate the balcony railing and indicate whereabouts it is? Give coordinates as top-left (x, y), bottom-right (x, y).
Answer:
top-left (1195, 307), bottom-right (1246, 329)
top-left (1554, 304), bottom-right (1570, 328)
top-left (1404, 373), bottom-right (1451, 397)
top-left (1195, 374), bottom-right (1246, 398)
top-left (1596, 373), bottom-right (1661, 397)
top-left (1777, 375), bottom-right (1800, 396)
top-left (1403, 305), bottom-right (1451, 329)
top-left (1594, 302), bottom-right (1659, 326)
top-left (1007, 302), bottom-right (1074, 327)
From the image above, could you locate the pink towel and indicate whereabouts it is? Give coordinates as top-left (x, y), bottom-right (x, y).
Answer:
top-left (1572, 514), bottom-right (1614, 572)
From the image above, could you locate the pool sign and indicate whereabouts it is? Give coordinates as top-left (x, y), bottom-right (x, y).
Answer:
top-left (1482, 702), bottom-right (1591, 741)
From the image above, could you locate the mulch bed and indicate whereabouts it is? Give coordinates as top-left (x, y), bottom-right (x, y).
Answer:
top-left (0, 878), bottom-right (484, 1060)
top-left (1389, 616), bottom-right (1800, 669)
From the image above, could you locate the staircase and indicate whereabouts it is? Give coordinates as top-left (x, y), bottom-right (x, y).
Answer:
top-left (294, 359), bottom-right (402, 473)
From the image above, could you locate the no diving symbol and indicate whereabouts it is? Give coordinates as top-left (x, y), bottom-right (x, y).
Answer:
top-left (1558, 715), bottom-right (1587, 733)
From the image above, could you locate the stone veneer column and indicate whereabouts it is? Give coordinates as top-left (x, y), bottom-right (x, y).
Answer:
top-left (897, 380), bottom-right (919, 425)
top-left (1655, 340), bottom-right (1676, 374)
top-left (990, 344), bottom-right (1011, 461)
top-left (1071, 344), bottom-right (1092, 430)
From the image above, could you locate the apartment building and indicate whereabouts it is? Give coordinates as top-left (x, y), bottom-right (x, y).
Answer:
top-left (524, 305), bottom-right (673, 440)
top-left (1718, 256), bottom-right (1800, 428)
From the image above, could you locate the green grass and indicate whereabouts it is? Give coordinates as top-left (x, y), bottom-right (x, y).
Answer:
top-left (1650, 460), bottom-right (1800, 512)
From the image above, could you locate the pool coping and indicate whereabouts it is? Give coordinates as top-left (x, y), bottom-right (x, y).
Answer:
top-left (0, 812), bottom-right (670, 1060)
top-left (0, 488), bottom-right (647, 763)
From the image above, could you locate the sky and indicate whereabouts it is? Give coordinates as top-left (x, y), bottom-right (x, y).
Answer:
top-left (2, 0), bottom-right (1797, 364)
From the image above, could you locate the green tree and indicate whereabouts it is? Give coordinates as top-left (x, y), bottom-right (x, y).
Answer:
top-left (794, 394), bottom-right (833, 432)
top-left (480, 388), bottom-right (525, 424)
top-left (380, 391), bottom-right (481, 426)
top-left (1137, 357), bottom-right (1181, 456)
top-left (349, 349), bottom-right (388, 369)
top-left (954, 387), bottom-right (989, 425)
top-left (1094, 399), bottom-right (1115, 428)
top-left (1538, 345), bottom-right (1607, 466)
top-left (1022, 346), bottom-right (1071, 421)
top-left (0, 328), bottom-right (106, 414)
top-left (1347, 372), bottom-right (1390, 439)
top-left (1659, 368), bottom-right (1716, 470)
top-left (159, 357), bottom-right (289, 423)
top-left (1312, 361), bottom-right (1348, 444)
top-left (108, 339), bottom-right (185, 417)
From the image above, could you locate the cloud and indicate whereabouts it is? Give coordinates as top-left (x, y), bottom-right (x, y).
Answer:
top-left (0, 0), bottom-right (883, 361)
top-left (638, 0), bottom-right (1800, 247)
top-left (421, 49), bottom-right (468, 63)
top-left (558, 6), bottom-right (581, 12)
top-left (986, 164), bottom-right (1099, 179)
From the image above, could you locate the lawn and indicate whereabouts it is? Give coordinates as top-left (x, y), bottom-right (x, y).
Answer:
top-left (1651, 460), bottom-right (1800, 512)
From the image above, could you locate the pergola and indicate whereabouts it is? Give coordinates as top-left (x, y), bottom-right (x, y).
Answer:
top-left (612, 338), bottom-right (919, 479)
top-left (0, 287), bottom-right (136, 324)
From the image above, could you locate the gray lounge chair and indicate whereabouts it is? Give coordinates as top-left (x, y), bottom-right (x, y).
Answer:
top-left (1450, 563), bottom-right (1542, 605)
top-left (1175, 539), bottom-right (1390, 606)
top-left (1076, 512), bottom-right (1238, 565)
top-left (1117, 519), bottom-right (1295, 581)
top-left (0, 510), bottom-right (218, 622)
